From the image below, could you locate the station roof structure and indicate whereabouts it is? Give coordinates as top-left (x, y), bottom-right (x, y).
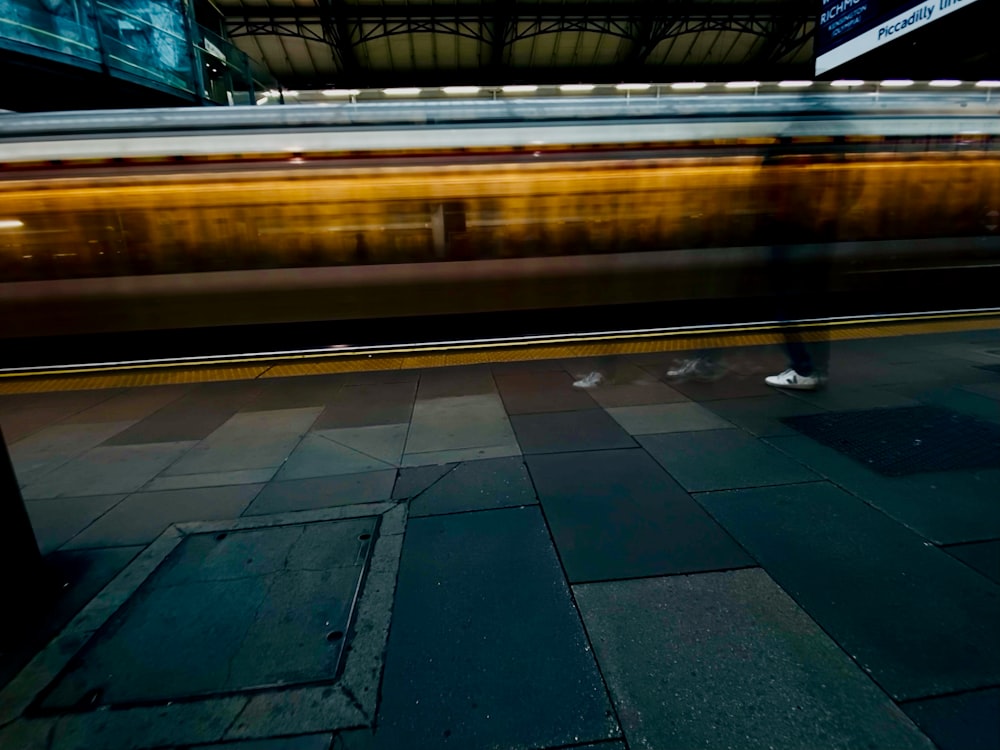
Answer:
top-left (214, 0), bottom-right (816, 91)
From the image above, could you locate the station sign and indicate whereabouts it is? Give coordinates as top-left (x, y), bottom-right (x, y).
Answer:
top-left (816, 0), bottom-right (981, 75)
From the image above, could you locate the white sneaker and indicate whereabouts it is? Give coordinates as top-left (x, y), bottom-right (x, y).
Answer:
top-left (666, 358), bottom-right (723, 383)
top-left (573, 371), bottom-right (604, 389)
top-left (765, 368), bottom-right (822, 391)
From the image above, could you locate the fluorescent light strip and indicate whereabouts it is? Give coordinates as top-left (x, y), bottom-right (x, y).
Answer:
top-left (502, 85), bottom-right (538, 93)
top-left (383, 87), bottom-right (422, 95)
top-left (4, 307), bottom-right (997, 376)
top-left (616, 83), bottom-right (651, 91)
top-left (670, 82), bottom-right (707, 90)
top-left (830, 79), bottom-right (865, 87)
top-left (976, 80), bottom-right (1000, 88)
top-left (441, 86), bottom-right (481, 95)
top-left (323, 89), bottom-right (360, 96)
top-left (929, 79), bottom-right (962, 87)
top-left (778, 80), bottom-right (813, 88)
top-left (725, 81), bottom-right (760, 89)
top-left (559, 83), bottom-right (595, 92)
top-left (880, 79), bottom-right (914, 87)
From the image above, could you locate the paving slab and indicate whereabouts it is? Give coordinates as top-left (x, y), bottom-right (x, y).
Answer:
top-left (61, 484), bottom-right (263, 549)
top-left (22, 441), bottom-right (197, 499)
top-left (574, 570), bottom-right (934, 750)
top-left (945, 541), bottom-right (1000, 584)
top-left (586, 380), bottom-right (690, 407)
top-left (10, 421), bottom-right (137, 487)
top-left (392, 463), bottom-right (456, 499)
top-left (767, 435), bottom-right (1000, 544)
top-left (640, 429), bottom-right (819, 492)
top-left (164, 408), bottom-right (321, 475)
top-left (605, 401), bottom-right (733, 436)
top-left (701, 394), bottom-right (826, 436)
top-left (400, 444), bottom-right (521, 467)
top-left (244, 471), bottom-right (396, 515)
top-left (59, 387), bottom-right (188, 425)
top-left (528, 449), bottom-right (752, 582)
top-left (404, 394), bottom-right (516, 454)
top-left (312, 382), bottom-right (416, 429)
top-left (142, 468), bottom-right (277, 492)
top-left (374, 507), bottom-right (619, 750)
top-left (668, 374), bottom-right (775, 400)
top-left (415, 366), bottom-right (496, 399)
top-left (410, 457), bottom-right (536, 516)
top-left (26, 495), bottom-right (125, 554)
top-left (274, 428), bottom-right (402, 480)
top-left (43, 518), bottom-right (376, 708)
top-left (192, 734), bottom-right (335, 749)
top-left (105, 381), bottom-right (262, 444)
top-left (885, 384), bottom-right (1000, 424)
top-left (510, 409), bottom-right (634, 455)
top-left (247, 375), bottom-right (343, 411)
top-left (902, 688), bottom-right (1000, 750)
top-left (699, 482), bottom-right (1000, 701)
top-left (494, 371), bottom-right (599, 414)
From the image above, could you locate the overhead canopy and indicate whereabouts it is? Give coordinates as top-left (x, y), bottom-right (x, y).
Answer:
top-left (214, 0), bottom-right (816, 90)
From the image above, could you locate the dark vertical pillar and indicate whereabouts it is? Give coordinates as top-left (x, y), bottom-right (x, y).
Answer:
top-left (180, 0), bottom-right (207, 104)
top-left (0, 426), bottom-right (42, 601)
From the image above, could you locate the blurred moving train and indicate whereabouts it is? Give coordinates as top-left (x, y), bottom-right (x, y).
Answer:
top-left (1, 90), bottom-right (999, 345)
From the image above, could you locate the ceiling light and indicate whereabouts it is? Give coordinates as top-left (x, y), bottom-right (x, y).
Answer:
top-left (671, 82), bottom-right (707, 90)
top-left (975, 80), bottom-right (1000, 87)
top-left (725, 81), bottom-right (760, 89)
top-left (441, 86), bottom-right (481, 94)
top-left (0, 219), bottom-right (24, 229)
top-left (616, 83), bottom-right (651, 91)
top-left (323, 88), bottom-right (360, 96)
top-left (255, 97), bottom-right (268, 105)
top-left (559, 83), bottom-right (595, 92)
top-left (383, 87), bottom-right (422, 95)
top-left (778, 80), bottom-right (813, 88)
top-left (283, 90), bottom-right (299, 97)
top-left (502, 85), bottom-right (538, 93)
top-left (830, 79), bottom-right (865, 87)
top-left (880, 79), bottom-right (914, 87)
top-left (929, 79), bottom-right (962, 87)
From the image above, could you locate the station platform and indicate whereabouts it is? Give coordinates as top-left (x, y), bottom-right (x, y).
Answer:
top-left (1, 327), bottom-right (999, 750)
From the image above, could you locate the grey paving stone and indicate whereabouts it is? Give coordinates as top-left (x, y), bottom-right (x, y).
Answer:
top-left (105, 381), bottom-right (262, 444)
top-left (410, 457), bottom-right (536, 516)
top-left (416, 366), bottom-right (496, 399)
top-left (192, 734), bottom-right (335, 750)
top-left (885, 384), bottom-right (1000, 424)
top-left (510, 410), bottom-right (635, 455)
top-left (244, 471), bottom-right (396, 515)
top-left (143, 468), bottom-right (277, 492)
top-left (247, 375), bottom-right (343, 410)
top-left (392, 463), bottom-right (456, 499)
top-left (495, 371), bottom-right (599, 414)
top-left (574, 570), bottom-right (934, 750)
top-left (489, 360), bottom-right (568, 374)
top-left (313, 381), bottom-right (416, 428)
top-left (60, 386), bottom-right (189, 425)
top-left (10, 421), bottom-right (137, 486)
top-left (767, 435), bottom-right (1000, 544)
top-left (528, 449), bottom-right (752, 582)
top-left (699, 482), bottom-right (1000, 701)
top-left (275, 427), bottom-right (403, 480)
top-left (783, 385), bottom-right (922, 412)
top-left (945, 541), bottom-right (1000, 584)
top-left (605, 401), bottom-right (733, 436)
top-left (902, 689), bottom-right (1000, 750)
top-left (164, 408), bottom-right (322, 475)
top-left (26, 495), bottom-right (125, 554)
top-left (964, 382), bottom-right (1000, 401)
top-left (400, 444), bottom-right (521, 467)
top-left (22, 441), bottom-right (197, 499)
top-left (638, 429), bottom-right (819, 492)
top-left (374, 507), bottom-right (619, 750)
top-left (405, 394), bottom-right (517, 454)
top-left (588, 381), bottom-right (691, 408)
top-left (44, 519), bottom-right (376, 708)
top-left (702, 394), bottom-right (826, 437)
top-left (668, 373), bottom-right (775, 400)
top-left (62, 484), bottom-right (263, 549)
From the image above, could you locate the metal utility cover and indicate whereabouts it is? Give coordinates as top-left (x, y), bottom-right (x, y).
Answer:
top-left (783, 406), bottom-right (1000, 476)
top-left (41, 518), bottom-right (377, 710)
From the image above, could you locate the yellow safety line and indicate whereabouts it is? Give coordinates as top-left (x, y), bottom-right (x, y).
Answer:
top-left (0, 313), bottom-right (997, 394)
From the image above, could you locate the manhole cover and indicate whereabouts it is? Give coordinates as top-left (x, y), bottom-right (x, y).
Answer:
top-left (40, 517), bottom-right (377, 710)
top-left (782, 405), bottom-right (1000, 476)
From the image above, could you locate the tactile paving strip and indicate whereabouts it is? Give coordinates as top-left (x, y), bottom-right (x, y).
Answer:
top-left (782, 406), bottom-right (1000, 477)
